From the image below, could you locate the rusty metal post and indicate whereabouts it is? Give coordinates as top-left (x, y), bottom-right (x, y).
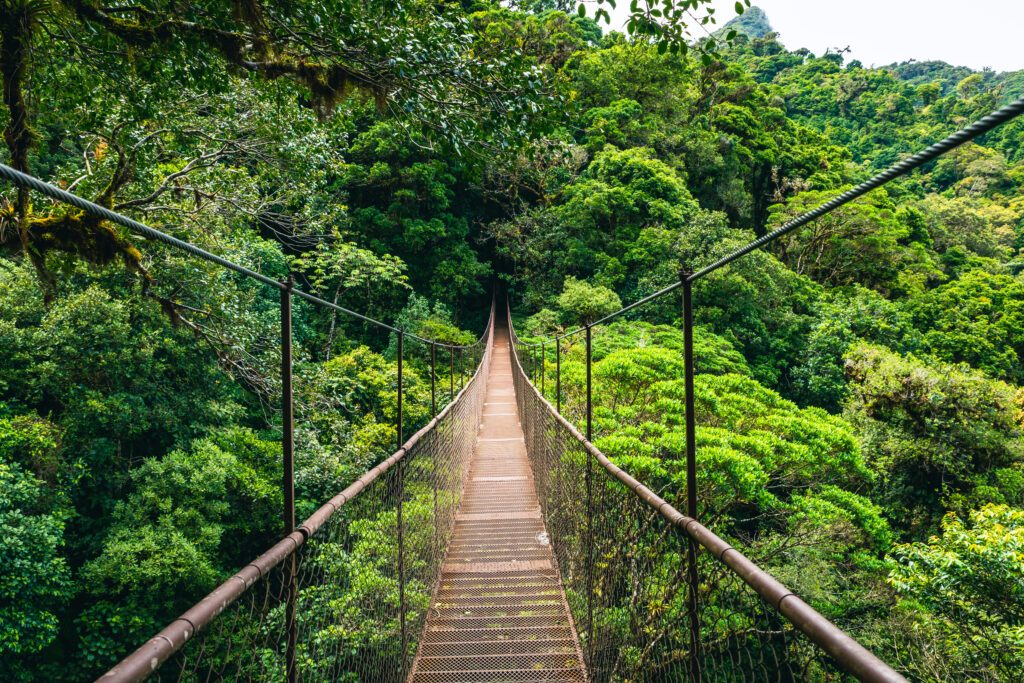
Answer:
top-left (584, 324), bottom-right (595, 663)
top-left (450, 346), bottom-right (455, 401)
top-left (682, 273), bottom-right (701, 682)
top-left (397, 331), bottom-right (408, 676)
top-left (555, 339), bottom-right (561, 414)
top-left (460, 347), bottom-right (465, 391)
top-left (430, 342), bottom-right (439, 558)
top-left (280, 275), bottom-right (297, 683)
top-left (430, 343), bottom-right (437, 417)
top-left (540, 342), bottom-right (545, 396)
top-left (397, 330), bottom-right (404, 449)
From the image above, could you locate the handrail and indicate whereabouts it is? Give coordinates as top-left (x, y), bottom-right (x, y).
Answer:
top-left (507, 310), bottom-right (908, 683)
top-left (100, 302), bottom-right (495, 682)
top-left (0, 162), bottom-right (487, 351)
top-left (513, 95), bottom-right (1024, 348)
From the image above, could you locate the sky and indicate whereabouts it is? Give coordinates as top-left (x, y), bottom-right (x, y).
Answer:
top-left (607, 0), bottom-right (1024, 72)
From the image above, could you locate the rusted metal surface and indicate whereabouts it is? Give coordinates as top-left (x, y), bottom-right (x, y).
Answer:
top-left (409, 327), bottom-right (587, 683)
top-left (508, 308), bottom-right (908, 683)
top-left (280, 275), bottom-right (298, 683)
top-left (681, 272), bottom-right (700, 682)
top-left (101, 308), bottom-right (496, 683)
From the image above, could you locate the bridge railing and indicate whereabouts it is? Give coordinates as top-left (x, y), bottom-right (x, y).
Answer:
top-left (508, 309), bottom-right (904, 682)
top-left (0, 161), bottom-right (497, 682)
top-left (504, 95), bottom-right (1024, 682)
top-left (101, 304), bottom-right (493, 682)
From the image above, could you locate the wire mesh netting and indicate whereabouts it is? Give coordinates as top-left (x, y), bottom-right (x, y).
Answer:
top-left (130, 316), bottom-right (493, 682)
top-left (510, 323), bottom-right (869, 683)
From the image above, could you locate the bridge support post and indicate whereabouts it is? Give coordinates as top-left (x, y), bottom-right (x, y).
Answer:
top-left (584, 324), bottom-right (595, 665)
top-left (397, 331), bottom-right (408, 677)
top-left (431, 343), bottom-right (437, 417)
top-left (555, 340), bottom-right (561, 414)
top-left (280, 275), bottom-right (298, 683)
top-left (540, 342), bottom-right (545, 396)
top-left (682, 272), bottom-right (701, 682)
top-left (531, 345), bottom-right (537, 383)
top-left (450, 346), bottom-right (455, 401)
top-left (431, 343), bottom-right (439, 560)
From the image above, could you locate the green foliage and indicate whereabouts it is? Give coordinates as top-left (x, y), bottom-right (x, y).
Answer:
top-left (341, 119), bottom-right (493, 305)
top-left (888, 504), bottom-right (1024, 679)
top-left (390, 294), bottom-right (475, 349)
top-left (792, 286), bottom-right (921, 410)
top-left (692, 239), bottom-right (822, 387)
top-left (548, 326), bottom-right (884, 631)
top-left (844, 344), bottom-right (1024, 534)
top-left (917, 194), bottom-right (1017, 261)
top-left (524, 307), bottom-right (562, 337)
top-left (77, 432), bottom-right (279, 675)
top-left (556, 276), bottom-right (622, 325)
top-left (293, 236), bottom-right (411, 355)
top-left (593, 321), bottom-right (750, 376)
top-left (769, 187), bottom-right (934, 295)
top-left (905, 270), bottom-right (1024, 383)
top-left (0, 460), bottom-right (71, 668)
top-left (554, 326), bottom-right (870, 528)
top-left (4, 1), bottom-right (1024, 679)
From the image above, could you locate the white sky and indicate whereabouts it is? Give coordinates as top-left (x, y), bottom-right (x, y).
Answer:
top-left (607, 1), bottom-right (1023, 72)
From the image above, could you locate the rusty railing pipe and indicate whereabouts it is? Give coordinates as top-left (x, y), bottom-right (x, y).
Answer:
top-left (506, 312), bottom-right (907, 683)
top-left (100, 306), bottom-right (496, 683)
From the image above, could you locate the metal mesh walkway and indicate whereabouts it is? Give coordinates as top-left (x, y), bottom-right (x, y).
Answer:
top-left (409, 324), bottom-right (587, 682)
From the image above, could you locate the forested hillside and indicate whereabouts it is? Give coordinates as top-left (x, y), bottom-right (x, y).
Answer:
top-left (2, 2), bottom-right (1022, 681)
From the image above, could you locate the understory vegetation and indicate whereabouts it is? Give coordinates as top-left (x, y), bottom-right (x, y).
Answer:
top-left (1, 1), bottom-right (1023, 680)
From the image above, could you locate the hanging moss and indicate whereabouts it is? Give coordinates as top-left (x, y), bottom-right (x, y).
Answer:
top-left (0, 204), bottom-right (152, 289)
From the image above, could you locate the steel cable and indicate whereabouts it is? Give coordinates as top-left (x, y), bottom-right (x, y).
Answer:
top-left (515, 95), bottom-right (1024, 348)
top-left (0, 162), bottom-right (485, 350)
top-left (508, 314), bottom-right (907, 683)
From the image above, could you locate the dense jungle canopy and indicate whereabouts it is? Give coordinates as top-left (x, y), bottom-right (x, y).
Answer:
top-left (1, 1), bottom-right (1023, 680)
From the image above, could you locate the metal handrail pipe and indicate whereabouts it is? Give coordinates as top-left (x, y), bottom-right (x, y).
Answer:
top-left (99, 303), bottom-right (494, 682)
top-left (507, 313), bottom-right (908, 683)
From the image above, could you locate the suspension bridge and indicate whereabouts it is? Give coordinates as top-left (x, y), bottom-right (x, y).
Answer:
top-left (2, 95), bottom-right (1023, 683)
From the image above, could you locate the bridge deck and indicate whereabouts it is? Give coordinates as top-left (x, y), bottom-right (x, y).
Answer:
top-left (410, 326), bottom-right (586, 682)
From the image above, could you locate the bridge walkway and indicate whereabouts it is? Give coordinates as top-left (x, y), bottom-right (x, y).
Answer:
top-left (409, 323), bottom-right (586, 682)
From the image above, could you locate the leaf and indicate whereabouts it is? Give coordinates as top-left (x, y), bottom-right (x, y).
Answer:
top-left (578, 3), bottom-right (587, 17)
top-left (734, 1), bottom-right (744, 13)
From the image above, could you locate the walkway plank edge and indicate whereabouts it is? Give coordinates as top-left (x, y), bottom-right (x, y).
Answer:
top-left (410, 326), bottom-right (587, 682)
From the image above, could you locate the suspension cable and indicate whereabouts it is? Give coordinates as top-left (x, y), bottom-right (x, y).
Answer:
top-left (0, 162), bottom-right (485, 350)
top-left (514, 94), bottom-right (1024, 347)
top-left (689, 95), bottom-right (1024, 281)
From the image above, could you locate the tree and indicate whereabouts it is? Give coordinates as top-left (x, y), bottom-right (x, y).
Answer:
top-left (580, 0), bottom-right (751, 60)
top-left (0, 0), bottom-right (547, 299)
top-left (905, 271), bottom-right (1024, 383)
top-left (77, 432), bottom-right (279, 677)
top-left (0, 425), bottom-right (71, 682)
top-left (768, 187), bottom-right (926, 294)
top-left (917, 194), bottom-right (1015, 261)
top-left (792, 286), bottom-right (921, 410)
top-left (888, 504), bottom-right (1024, 680)
top-left (293, 237), bottom-right (410, 358)
top-left (844, 343), bottom-right (1024, 534)
top-left (341, 120), bottom-right (493, 305)
top-left (556, 276), bottom-right (621, 325)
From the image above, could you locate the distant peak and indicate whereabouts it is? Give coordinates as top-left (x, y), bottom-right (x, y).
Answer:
top-left (722, 5), bottom-right (773, 39)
